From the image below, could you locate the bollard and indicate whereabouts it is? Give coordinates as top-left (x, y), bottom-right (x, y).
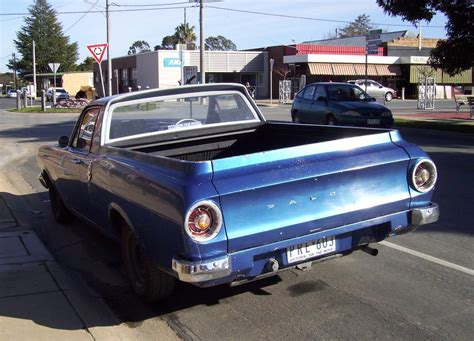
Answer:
top-left (402, 87), bottom-right (405, 101)
top-left (128, 87), bottom-right (132, 93)
top-left (91, 87), bottom-right (96, 99)
top-left (16, 91), bottom-right (21, 109)
top-left (137, 85), bottom-right (142, 91)
top-left (41, 90), bottom-right (46, 111)
top-left (145, 86), bottom-right (150, 90)
top-left (23, 89), bottom-right (28, 108)
top-left (52, 88), bottom-right (56, 107)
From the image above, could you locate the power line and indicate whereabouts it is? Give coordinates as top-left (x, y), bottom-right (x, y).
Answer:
top-left (205, 5), bottom-right (446, 28)
top-left (0, 5), bottom-right (195, 16)
top-left (110, 1), bottom-right (193, 7)
top-left (64, 0), bottom-right (99, 32)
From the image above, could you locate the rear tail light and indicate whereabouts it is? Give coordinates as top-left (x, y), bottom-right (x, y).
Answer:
top-left (411, 159), bottom-right (437, 193)
top-left (185, 201), bottom-right (222, 242)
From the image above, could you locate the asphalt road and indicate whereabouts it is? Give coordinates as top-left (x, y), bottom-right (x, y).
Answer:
top-left (0, 100), bottom-right (473, 340)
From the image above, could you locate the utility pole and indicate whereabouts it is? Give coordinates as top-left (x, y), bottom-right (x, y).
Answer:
top-left (418, 21), bottom-right (422, 51)
top-left (12, 53), bottom-right (18, 90)
top-left (199, 0), bottom-right (205, 84)
top-left (33, 40), bottom-right (37, 99)
top-left (106, 0), bottom-right (112, 96)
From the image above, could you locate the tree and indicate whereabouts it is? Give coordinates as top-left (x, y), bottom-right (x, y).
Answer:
top-left (7, 0), bottom-right (78, 77)
top-left (174, 23), bottom-right (197, 50)
top-left (154, 23), bottom-right (197, 50)
top-left (205, 35), bottom-right (237, 51)
top-left (127, 40), bottom-right (151, 55)
top-left (75, 57), bottom-right (95, 71)
top-left (338, 14), bottom-right (373, 38)
top-left (376, 0), bottom-right (474, 75)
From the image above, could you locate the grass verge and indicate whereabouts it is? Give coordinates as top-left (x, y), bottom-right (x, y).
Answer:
top-left (8, 106), bottom-right (82, 113)
top-left (394, 117), bottom-right (474, 134)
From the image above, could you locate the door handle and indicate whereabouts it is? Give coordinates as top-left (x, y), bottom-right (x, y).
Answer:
top-left (72, 158), bottom-right (83, 164)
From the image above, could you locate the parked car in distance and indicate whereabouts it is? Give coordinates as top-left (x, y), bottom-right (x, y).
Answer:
top-left (38, 83), bottom-right (438, 302)
top-left (6, 89), bottom-right (17, 98)
top-left (291, 82), bottom-right (394, 127)
top-left (46, 87), bottom-right (69, 101)
top-left (347, 79), bottom-right (396, 101)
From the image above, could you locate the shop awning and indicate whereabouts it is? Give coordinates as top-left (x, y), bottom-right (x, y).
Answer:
top-left (409, 65), bottom-right (472, 84)
top-left (375, 64), bottom-right (401, 76)
top-left (353, 64), bottom-right (378, 76)
top-left (308, 63), bottom-right (333, 75)
top-left (332, 64), bottom-right (356, 75)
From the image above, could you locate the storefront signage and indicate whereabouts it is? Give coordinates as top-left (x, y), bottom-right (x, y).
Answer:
top-left (163, 58), bottom-right (182, 67)
top-left (410, 56), bottom-right (429, 64)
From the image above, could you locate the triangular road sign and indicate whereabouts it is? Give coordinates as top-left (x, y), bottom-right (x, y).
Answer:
top-left (86, 43), bottom-right (108, 63)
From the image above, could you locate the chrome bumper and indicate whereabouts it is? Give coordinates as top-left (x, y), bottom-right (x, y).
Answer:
top-left (411, 202), bottom-right (439, 226)
top-left (172, 255), bottom-right (231, 283)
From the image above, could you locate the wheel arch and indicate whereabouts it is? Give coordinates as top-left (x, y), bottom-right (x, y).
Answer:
top-left (108, 203), bottom-right (136, 238)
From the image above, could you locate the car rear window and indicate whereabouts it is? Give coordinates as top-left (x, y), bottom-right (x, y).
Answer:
top-left (106, 91), bottom-right (259, 142)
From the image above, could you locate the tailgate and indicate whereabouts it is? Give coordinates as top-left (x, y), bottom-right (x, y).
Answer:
top-left (211, 132), bottom-right (411, 253)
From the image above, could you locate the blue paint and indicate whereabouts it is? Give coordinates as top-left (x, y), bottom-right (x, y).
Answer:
top-left (163, 58), bottom-right (182, 67)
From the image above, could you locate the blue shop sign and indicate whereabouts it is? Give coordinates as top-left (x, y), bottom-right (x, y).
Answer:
top-left (163, 58), bottom-right (182, 67)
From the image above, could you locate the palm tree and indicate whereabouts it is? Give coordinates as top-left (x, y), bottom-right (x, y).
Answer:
top-left (174, 23), bottom-right (197, 50)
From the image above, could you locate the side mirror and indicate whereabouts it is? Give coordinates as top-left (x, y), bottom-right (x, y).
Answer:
top-left (368, 97), bottom-right (376, 102)
top-left (379, 85), bottom-right (383, 88)
top-left (58, 136), bottom-right (69, 147)
top-left (316, 96), bottom-right (326, 102)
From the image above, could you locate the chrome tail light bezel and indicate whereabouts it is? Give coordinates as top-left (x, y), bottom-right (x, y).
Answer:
top-left (184, 200), bottom-right (223, 242)
top-left (411, 159), bottom-right (437, 193)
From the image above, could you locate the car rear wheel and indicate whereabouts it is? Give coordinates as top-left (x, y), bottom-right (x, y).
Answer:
top-left (49, 185), bottom-right (74, 223)
top-left (121, 224), bottom-right (175, 302)
top-left (326, 114), bottom-right (336, 125)
top-left (292, 111), bottom-right (300, 123)
top-left (385, 92), bottom-right (393, 102)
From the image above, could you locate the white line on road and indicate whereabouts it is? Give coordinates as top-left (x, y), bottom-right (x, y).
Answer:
top-left (380, 241), bottom-right (474, 276)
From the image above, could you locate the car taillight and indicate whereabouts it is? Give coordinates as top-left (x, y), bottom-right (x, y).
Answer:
top-left (185, 201), bottom-right (222, 242)
top-left (411, 159), bottom-right (437, 193)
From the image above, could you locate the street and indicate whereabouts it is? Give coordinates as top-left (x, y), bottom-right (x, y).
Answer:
top-left (0, 100), bottom-right (473, 340)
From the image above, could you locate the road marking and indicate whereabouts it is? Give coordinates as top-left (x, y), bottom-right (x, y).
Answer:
top-left (380, 241), bottom-right (474, 276)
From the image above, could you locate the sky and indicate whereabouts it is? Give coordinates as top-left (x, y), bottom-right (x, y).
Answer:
top-left (0, 0), bottom-right (449, 73)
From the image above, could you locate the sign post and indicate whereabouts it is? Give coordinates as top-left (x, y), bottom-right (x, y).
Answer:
top-left (48, 62), bottom-right (60, 106)
top-left (365, 29), bottom-right (382, 92)
top-left (87, 43), bottom-right (108, 97)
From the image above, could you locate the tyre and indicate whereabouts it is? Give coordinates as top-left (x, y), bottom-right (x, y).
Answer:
top-left (49, 185), bottom-right (74, 223)
top-left (326, 114), bottom-right (336, 125)
top-left (121, 225), bottom-right (175, 302)
top-left (385, 92), bottom-right (393, 102)
top-left (292, 111), bottom-right (300, 123)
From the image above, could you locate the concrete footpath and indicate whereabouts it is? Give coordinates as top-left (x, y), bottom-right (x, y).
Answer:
top-left (0, 198), bottom-right (178, 340)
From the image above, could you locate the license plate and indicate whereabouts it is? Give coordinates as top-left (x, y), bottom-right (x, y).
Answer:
top-left (367, 119), bottom-right (380, 125)
top-left (286, 236), bottom-right (336, 264)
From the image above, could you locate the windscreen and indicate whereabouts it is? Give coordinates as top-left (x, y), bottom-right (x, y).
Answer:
top-left (327, 85), bottom-right (369, 102)
top-left (106, 91), bottom-right (259, 143)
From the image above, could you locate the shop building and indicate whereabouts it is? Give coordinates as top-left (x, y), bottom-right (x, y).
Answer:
top-left (252, 31), bottom-right (472, 99)
top-left (93, 49), bottom-right (268, 98)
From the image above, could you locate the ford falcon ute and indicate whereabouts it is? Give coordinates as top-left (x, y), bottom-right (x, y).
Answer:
top-left (37, 83), bottom-right (439, 302)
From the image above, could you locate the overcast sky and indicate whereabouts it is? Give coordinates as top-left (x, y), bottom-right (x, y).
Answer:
top-left (0, 0), bottom-right (448, 73)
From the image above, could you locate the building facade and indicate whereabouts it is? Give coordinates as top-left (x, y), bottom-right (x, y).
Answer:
top-left (93, 50), bottom-right (269, 98)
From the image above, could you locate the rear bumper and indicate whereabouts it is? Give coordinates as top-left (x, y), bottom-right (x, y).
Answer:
top-left (172, 203), bottom-right (438, 285)
top-left (411, 202), bottom-right (439, 226)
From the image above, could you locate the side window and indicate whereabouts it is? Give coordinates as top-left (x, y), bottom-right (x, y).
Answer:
top-left (72, 107), bottom-right (100, 150)
top-left (314, 86), bottom-right (327, 101)
top-left (302, 86), bottom-right (316, 100)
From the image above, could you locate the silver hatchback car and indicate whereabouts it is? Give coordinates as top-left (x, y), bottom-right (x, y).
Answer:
top-left (347, 79), bottom-right (396, 101)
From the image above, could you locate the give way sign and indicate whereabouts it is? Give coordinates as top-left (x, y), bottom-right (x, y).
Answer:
top-left (86, 43), bottom-right (108, 63)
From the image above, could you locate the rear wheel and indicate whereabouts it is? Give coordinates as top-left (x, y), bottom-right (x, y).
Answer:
top-left (326, 114), bottom-right (336, 126)
top-left (385, 92), bottom-right (393, 102)
top-left (121, 224), bottom-right (175, 302)
top-left (49, 185), bottom-right (74, 223)
top-left (292, 111), bottom-right (300, 123)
